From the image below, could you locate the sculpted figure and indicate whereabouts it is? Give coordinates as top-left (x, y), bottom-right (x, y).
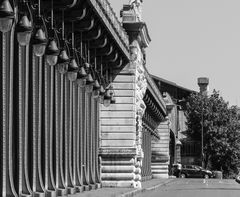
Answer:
top-left (129, 0), bottom-right (143, 21)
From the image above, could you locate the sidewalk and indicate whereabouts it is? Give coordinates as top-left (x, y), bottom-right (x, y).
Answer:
top-left (70, 178), bottom-right (175, 197)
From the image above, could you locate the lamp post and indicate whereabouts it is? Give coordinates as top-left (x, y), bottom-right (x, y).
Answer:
top-left (201, 100), bottom-right (204, 168)
top-left (197, 77), bottom-right (209, 168)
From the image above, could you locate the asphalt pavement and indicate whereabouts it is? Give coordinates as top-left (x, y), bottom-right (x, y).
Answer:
top-left (135, 178), bottom-right (240, 197)
top-left (69, 178), bottom-right (175, 197)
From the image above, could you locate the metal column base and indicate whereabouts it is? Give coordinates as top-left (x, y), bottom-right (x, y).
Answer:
top-left (56, 189), bottom-right (67, 196)
top-left (33, 192), bottom-right (45, 197)
top-left (46, 190), bottom-right (57, 197)
top-left (67, 187), bottom-right (76, 195)
top-left (20, 194), bottom-right (32, 197)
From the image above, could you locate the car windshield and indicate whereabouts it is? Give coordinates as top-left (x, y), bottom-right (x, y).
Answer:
top-left (195, 166), bottom-right (203, 170)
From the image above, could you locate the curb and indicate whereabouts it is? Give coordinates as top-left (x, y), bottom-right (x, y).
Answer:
top-left (117, 179), bottom-right (175, 197)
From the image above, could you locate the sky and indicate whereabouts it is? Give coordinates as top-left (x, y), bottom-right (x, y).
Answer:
top-left (108, 0), bottom-right (240, 106)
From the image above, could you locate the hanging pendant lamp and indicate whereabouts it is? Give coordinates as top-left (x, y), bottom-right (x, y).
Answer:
top-left (32, 27), bottom-right (48, 57)
top-left (67, 22), bottom-right (79, 81)
top-left (67, 58), bottom-right (78, 81)
top-left (92, 78), bottom-right (101, 98)
top-left (45, 0), bottom-right (59, 66)
top-left (75, 61), bottom-right (87, 87)
top-left (103, 89), bottom-right (111, 107)
top-left (85, 71), bottom-right (94, 93)
top-left (16, 15), bottom-right (32, 46)
top-left (45, 35), bottom-right (59, 66)
top-left (0, 0), bottom-right (15, 33)
top-left (57, 48), bottom-right (69, 74)
top-left (32, 0), bottom-right (48, 57)
top-left (16, 1), bottom-right (33, 46)
top-left (57, 11), bottom-right (69, 74)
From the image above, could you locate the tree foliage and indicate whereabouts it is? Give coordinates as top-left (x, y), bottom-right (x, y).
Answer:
top-left (186, 90), bottom-right (240, 177)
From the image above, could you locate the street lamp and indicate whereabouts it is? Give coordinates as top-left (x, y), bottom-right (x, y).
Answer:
top-left (31, 0), bottom-right (48, 57)
top-left (16, 1), bottom-right (33, 46)
top-left (201, 101), bottom-right (204, 168)
top-left (197, 77), bottom-right (209, 168)
top-left (45, 0), bottom-right (60, 66)
top-left (0, 0), bottom-right (15, 33)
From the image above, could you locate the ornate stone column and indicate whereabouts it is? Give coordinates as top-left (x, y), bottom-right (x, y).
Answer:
top-left (99, 2), bottom-right (151, 187)
top-left (151, 117), bottom-right (170, 179)
top-left (99, 39), bottom-right (147, 188)
top-left (152, 94), bottom-right (175, 178)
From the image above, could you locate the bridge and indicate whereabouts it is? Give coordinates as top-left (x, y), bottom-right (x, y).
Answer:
top-left (0, 0), bottom-right (185, 196)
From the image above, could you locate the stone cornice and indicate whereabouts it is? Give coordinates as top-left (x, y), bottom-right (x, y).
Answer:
top-left (87, 0), bottom-right (130, 60)
top-left (140, 23), bottom-right (151, 48)
top-left (151, 74), bottom-right (196, 94)
top-left (144, 65), bottom-right (166, 116)
top-left (142, 117), bottom-right (161, 140)
top-left (121, 4), bottom-right (151, 48)
top-left (123, 22), bottom-right (151, 48)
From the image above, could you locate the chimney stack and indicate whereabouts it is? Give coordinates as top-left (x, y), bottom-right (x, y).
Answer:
top-left (197, 77), bottom-right (209, 96)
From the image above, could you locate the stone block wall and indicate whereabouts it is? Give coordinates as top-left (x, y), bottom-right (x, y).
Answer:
top-left (151, 119), bottom-right (170, 178)
top-left (100, 73), bottom-right (142, 188)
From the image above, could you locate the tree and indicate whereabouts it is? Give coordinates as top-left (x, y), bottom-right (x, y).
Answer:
top-left (186, 90), bottom-right (240, 177)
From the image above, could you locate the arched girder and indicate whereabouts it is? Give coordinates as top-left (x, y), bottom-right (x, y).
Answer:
top-left (74, 17), bottom-right (95, 31)
top-left (96, 44), bottom-right (113, 56)
top-left (64, 5), bottom-right (87, 21)
top-left (90, 36), bottom-right (108, 49)
top-left (106, 51), bottom-right (118, 63)
top-left (150, 102), bottom-right (155, 113)
top-left (82, 26), bottom-right (102, 41)
top-left (68, 6), bottom-right (87, 21)
top-left (110, 57), bottom-right (123, 68)
top-left (153, 105), bottom-right (158, 116)
top-left (42, 0), bottom-right (78, 9)
top-left (146, 96), bottom-right (151, 106)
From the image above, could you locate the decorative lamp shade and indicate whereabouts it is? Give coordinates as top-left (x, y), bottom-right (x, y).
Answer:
top-left (76, 66), bottom-right (87, 87)
top-left (110, 91), bottom-right (116, 104)
top-left (57, 49), bottom-right (69, 74)
top-left (99, 85), bottom-right (105, 96)
top-left (103, 89), bottom-right (111, 107)
top-left (93, 79), bottom-right (100, 90)
top-left (92, 90), bottom-right (99, 98)
top-left (84, 62), bottom-right (90, 68)
top-left (92, 79), bottom-right (101, 98)
top-left (32, 28), bottom-right (48, 57)
top-left (67, 58), bottom-right (78, 81)
top-left (176, 139), bottom-right (182, 146)
top-left (45, 39), bottom-right (60, 66)
top-left (0, 0), bottom-right (14, 33)
top-left (16, 15), bottom-right (32, 46)
top-left (85, 73), bottom-right (94, 93)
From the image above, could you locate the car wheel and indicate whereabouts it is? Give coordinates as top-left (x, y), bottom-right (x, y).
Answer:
top-left (180, 174), bottom-right (186, 178)
top-left (236, 175), bottom-right (240, 184)
top-left (204, 174), bottom-right (209, 179)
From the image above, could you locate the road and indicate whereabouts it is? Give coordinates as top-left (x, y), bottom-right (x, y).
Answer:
top-left (136, 179), bottom-right (240, 197)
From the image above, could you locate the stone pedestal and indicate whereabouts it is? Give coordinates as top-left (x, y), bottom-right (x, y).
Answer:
top-left (99, 149), bottom-right (141, 188)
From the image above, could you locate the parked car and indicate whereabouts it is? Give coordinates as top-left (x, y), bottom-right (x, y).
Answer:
top-left (179, 165), bottom-right (213, 178)
top-left (236, 174), bottom-right (240, 184)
